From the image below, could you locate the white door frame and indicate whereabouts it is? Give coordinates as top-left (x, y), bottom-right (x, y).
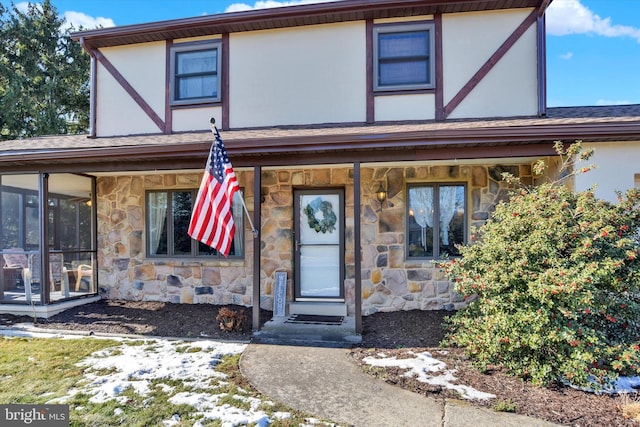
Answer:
top-left (293, 188), bottom-right (345, 302)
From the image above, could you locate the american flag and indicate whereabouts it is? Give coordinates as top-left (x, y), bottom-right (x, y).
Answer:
top-left (188, 128), bottom-right (240, 257)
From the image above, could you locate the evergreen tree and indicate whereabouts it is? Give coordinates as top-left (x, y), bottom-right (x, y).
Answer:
top-left (0, 0), bottom-right (89, 140)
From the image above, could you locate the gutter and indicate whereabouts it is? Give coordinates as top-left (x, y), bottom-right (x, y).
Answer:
top-left (70, 0), bottom-right (541, 50)
top-left (537, 0), bottom-right (553, 116)
top-left (0, 121), bottom-right (639, 165)
top-left (79, 37), bottom-right (97, 138)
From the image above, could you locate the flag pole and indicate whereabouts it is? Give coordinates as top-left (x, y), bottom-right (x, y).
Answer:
top-left (209, 118), bottom-right (258, 237)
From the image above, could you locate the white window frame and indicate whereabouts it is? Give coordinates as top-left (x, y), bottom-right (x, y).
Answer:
top-left (170, 40), bottom-right (221, 106)
top-left (373, 22), bottom-right (435, 92)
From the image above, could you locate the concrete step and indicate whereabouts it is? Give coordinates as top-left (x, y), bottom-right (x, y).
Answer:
top-left (252, 315), bottom-right (361, 348)
top-left (251, 334), bottom-right (361, 348)
top-left (288, 302), bottom-right (347, 316)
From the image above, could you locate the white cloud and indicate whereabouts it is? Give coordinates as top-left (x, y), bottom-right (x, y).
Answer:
top-left (13, 1), bottom-right (30, 13)
top-left (14, 2), bottom-right (114, 31)
top-left (596, 99), bottom-right (632, 106)
top-left (62, 11), bottom-right (115, 31)
top-left (225, 0), bottom-right (335, 13)
top-left (547, 0), bottom-right (640, 43)
top-left (559, 51), bottom-right (573, 60)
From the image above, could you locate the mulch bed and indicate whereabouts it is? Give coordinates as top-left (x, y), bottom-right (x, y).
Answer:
top-left (0, 299), bottom-right (271, 340)
top-left (356, 309), bottom-right (636, 427)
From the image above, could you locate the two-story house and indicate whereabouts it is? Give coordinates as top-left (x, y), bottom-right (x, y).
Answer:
top-left (1, 0), bottom-right (640, 338)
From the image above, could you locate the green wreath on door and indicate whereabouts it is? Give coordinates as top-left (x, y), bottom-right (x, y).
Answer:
top-left (303, 196), bottom-right (337, 234)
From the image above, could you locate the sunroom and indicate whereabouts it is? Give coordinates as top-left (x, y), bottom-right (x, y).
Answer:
top-left (0, 172), bottom-right (98, 313)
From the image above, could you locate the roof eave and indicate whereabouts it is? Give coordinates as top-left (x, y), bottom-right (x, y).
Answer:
top-left (71, 0), bottom-right (543, 50)
top-left (1, 121), bottom-right (638, 169)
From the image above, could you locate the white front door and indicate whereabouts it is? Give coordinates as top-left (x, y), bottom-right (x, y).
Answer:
top-left (294, 189), bottom-right (344, 301)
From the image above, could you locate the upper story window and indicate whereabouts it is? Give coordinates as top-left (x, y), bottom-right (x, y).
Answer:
top-left (146, 189), bottom-right (243, 258)
top-left (406, 183), bottom-right (466, 259)
top-left (170, 41), bottom-right (221, 105)
top-left (373, 22), bottom-right (435, 92)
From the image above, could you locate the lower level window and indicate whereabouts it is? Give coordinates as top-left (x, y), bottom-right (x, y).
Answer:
top-left (407, 183), bottom-right (466, 258)
top-left (146, 189), bottom-right (243, 257)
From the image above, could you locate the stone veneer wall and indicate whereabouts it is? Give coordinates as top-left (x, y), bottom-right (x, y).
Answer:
top-left (256, 162), bottom-right (546, 316)
top-left (96, 171), bottom-right (255, 306)
top-left (96, 159), bottom-right (557, 316)
top-left (259, 167), bottom-right (356, 313)
top-left (359, 164), bottom-right (533, 315)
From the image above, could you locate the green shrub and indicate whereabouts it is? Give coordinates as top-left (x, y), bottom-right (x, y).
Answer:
top-left (441, 142), bottom-right (640, 389)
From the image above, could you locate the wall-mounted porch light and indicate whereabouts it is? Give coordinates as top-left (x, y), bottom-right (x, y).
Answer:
top-left (376, 183), bottom-right (388, 213)
top-left (376, 183), bottom-right (387, 204)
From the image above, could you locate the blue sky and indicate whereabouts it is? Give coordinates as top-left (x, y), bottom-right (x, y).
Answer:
top-left (3, 0), bottom-right (640, 107)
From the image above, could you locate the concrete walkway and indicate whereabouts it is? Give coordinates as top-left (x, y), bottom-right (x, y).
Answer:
top-left (240, 343), bottom-right (560, 427)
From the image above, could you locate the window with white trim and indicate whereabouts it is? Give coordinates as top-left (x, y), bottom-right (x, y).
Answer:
top-left (146, 189), bottom-right (243, 258)
top-left (374, 22), bottom-right (435, 91)
top-left (170, 41), bottom-right (221, 105)
top-left (406, 183), bottom-right (466, 259)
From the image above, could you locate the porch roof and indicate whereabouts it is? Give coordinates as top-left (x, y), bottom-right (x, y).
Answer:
top-left (71, 0), bottom-right (546, 50)
top-left (2, 105), bottom-right (640, 172)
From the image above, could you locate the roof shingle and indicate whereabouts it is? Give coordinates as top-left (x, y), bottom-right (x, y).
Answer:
top-left (3, 105), bottom-right (640, 154)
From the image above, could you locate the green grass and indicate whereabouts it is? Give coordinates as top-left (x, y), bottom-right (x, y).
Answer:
top-left (492, 398), bottom-right (518, 413)
top-left (175, 345), bottom-right (203, 353)
top-left (0, 337), bottom-right (342, 426)
top-left (0, 337), bottom-right (119, 404)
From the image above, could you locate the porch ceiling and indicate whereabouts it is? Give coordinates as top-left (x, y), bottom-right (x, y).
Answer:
top-left (1, 105), bottom-right (640, 173)
top-left (71, 0), bottom-right (545, 50)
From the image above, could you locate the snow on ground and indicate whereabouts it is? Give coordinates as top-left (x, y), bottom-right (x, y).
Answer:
top-left (363, 349), bottom-right (640, 399)
top-left (65, 338), bottom-right (287, 426)
top-left (71, 338), bottom-right (247, 403)
top-left (362, 350), bottom-right (497, 400)
top-left (0, 327), bottom-right (113, 340)
top-left (572, 375), bottom-right (640, 395)
top-left (609, 376), bottom-right (640, 394)
top-left (0, 328), bottom-right (288, 426)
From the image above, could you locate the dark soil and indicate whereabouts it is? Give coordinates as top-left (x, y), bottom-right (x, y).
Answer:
top-left (0, 300), bottom-right (636, 426)
top-left (0, 299), bottom-right (272, 341)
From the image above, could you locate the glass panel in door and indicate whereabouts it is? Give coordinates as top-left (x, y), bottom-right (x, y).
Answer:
top-left (47, 173), bottom-right (95, 301)
top-left (295, 190), bottom-right (343, 300)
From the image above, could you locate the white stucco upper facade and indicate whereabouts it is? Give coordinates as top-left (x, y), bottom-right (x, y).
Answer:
top-left (575, 141), bottom-right (640, 203)
top-left (442, 9), bottom-right (538, 119)
top-left (229, 22), bottom-right (367, 128)
top-left (92, 7), bottom-right (540, 136)
top-left (96, 42), bottom-right (166, 137)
